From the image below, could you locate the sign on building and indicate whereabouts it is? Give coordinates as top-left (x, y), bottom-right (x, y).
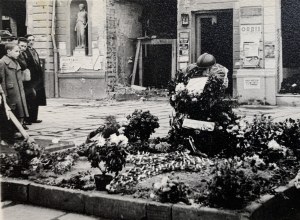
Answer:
top-left (244, 78), bottom-right (261, 89)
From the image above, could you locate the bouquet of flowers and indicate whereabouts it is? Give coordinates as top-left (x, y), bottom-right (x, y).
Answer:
top-left (88, 133), bottom-right (128, 176)
top-left (124, 109), bottom-right (159, 142)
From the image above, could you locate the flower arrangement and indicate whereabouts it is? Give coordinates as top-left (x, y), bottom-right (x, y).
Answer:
top-left (168, 67), bottom-right (239, 154)
top-left (204, 158), bottom-right (268, 209)
top-left (0, 141), bottom-right (44, 177)
top-left (124, 109), bottom-right (159, 142)
top-left (222, 116), bottom-right (300, 161)
top-left (151, 175), bottom-right (191, 204)
top-left (57, 171), bottom-right (95, 191)
top-left (87, 132), bottom-right (127, 190)
top-left (88, 133), bottom-right (128, 177)
top-left (106, 151), bottom-right (214, 193)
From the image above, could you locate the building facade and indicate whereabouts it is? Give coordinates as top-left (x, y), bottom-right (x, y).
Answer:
top-left (24, 0), bottom-right (144, 99)
top-left (1, 0), bottom-right (299, 105)
top-left (178, 0), bottom-right (300, 105)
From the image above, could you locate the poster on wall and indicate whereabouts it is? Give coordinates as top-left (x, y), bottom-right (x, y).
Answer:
top-left (264, 41), bottom-right (275, 58)
top-left (178, 32), bottom-right (190, 69)
top-left (240, 24), bottom-right (263, 68)
top-left (240, 6), bottom-right (263, 69)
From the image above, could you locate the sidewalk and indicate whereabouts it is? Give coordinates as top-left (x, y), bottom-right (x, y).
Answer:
top-left (26, 98), bottom-right (300, 146)
top-left (1, 201), bottom-right (107, 220)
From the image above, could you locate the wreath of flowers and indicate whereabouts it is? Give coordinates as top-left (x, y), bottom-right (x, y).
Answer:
top-left (167, 65), bottom-right (239, 155)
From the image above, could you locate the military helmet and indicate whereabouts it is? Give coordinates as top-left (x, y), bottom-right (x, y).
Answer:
top-left (196, 53), bottom-right (216, 68)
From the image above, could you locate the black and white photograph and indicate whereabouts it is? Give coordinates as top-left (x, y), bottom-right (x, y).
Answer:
top-left (0, 0), bottom-right (300, 219)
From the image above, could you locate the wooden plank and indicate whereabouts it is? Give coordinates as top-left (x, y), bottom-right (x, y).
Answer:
top-left (171, 39), bottom-right (177, 78)
top-left (139, 44), bottom-right (143, 86)
top-left (131, 40), bottom-right (141, 85)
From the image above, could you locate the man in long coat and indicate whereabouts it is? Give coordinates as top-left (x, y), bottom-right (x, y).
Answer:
top-left (23, 34), bottom-right (46, 123)
top-left (0, 43), bottom-right (29, 139)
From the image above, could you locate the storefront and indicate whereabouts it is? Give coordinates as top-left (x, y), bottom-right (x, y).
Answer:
top-left (177, 0), bottom-right (299, 105)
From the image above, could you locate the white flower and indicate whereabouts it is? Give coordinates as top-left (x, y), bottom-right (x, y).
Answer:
top-left (118, 134), bottom-right (128, 147)
top-left (171, 94), bottom-right (176, 101)
top-left (192, 98), bottom-right (198, 102)
top-left (232, 125), bottom-right (239, 131)
top-left (292, 84), bottom-right (297, 87)
top-left (109, 133), bottom-right (128, 147)
top-left (268, 140), bottom-right (287, 156)
top-left (238, 120), bottom-right (247, 131)
top-left (269, 163), bottom-right (279, 170)
top-left (92, 134), bottom-right (106, 147)
top-left (30, 157), bottom-right (41, 166)
top-left (118, 127), bottom-right (125, 134)
top-left (295, 171), bottom-right (300, 189)
top-left (109, 133), bottom-right (119, 144)
top-left (175, 83), bottom-right (185, 93)
top-left (245, 154), bottom-right (265, 167)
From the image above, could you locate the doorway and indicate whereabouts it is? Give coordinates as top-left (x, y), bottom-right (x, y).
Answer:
top-left (195, 10), bottom-right (233, 94)
top-left (138, 0), bottom-right (177, 88)
top-left (2, 0), bottom-right (27, 37)
top-left (143, 44), bottom-right (172, 88)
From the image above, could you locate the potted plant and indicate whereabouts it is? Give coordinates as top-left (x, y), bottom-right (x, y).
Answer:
top-left (124, 109), bottom-right (159, 143)
top-left (88, 133), bottom-right (128, 190)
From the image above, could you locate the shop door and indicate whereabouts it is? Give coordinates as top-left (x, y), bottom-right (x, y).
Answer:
top-left (196, 10), bottom-right (233, 94)
top-left (143, 45), bottom-right (172, 89)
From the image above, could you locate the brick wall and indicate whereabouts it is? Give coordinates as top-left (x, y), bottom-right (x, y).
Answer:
top-left (114, 1), bottom-right (143, 84)
top-left (27, 0), bottom-right (54, 97)
top-left (106, 0), bottom-right (143, 84)
top-left (106, 0), bottom-right (117, 80)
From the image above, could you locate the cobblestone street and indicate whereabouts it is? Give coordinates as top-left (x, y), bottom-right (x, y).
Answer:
top-left (27, 99), bottom-right (173, 145)
top-left (25, 98), bottom-right (300, 146)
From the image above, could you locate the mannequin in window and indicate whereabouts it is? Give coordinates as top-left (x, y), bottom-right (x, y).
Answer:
top-left (75, 4), bottom-right (88, 48)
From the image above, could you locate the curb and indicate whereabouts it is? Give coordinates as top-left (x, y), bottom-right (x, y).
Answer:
top-left (1, 178), bottom-right (299, 220)
top-left (0, 178), bottom-right (239, 220)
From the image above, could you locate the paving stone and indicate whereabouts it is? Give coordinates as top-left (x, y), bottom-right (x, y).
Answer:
top-left (58, 213), bottom-right (103, 220)
top-left (146, 202), bottom-right (172, 220)
top-left (25, 99), bottom-right (300, 147)
top-left (1, 179), bottom-right (29, 203)
top-left (172, 204), bottom-right (241, 220)
top-left (85, 192), bottom-right (146, 220)
top-left (28, 183), bottom-right (86, 213)
top-left (2, 204), bottom-right (66, 220)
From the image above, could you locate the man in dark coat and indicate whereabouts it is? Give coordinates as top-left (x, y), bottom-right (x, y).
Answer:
top-left (17, 37), bottom-right (31, 129)
top-left (23, 34), bottom-right (46, 123)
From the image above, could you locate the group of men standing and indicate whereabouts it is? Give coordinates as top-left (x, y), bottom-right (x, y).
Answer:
top-left (0, 34), bottom-right (46, 142)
